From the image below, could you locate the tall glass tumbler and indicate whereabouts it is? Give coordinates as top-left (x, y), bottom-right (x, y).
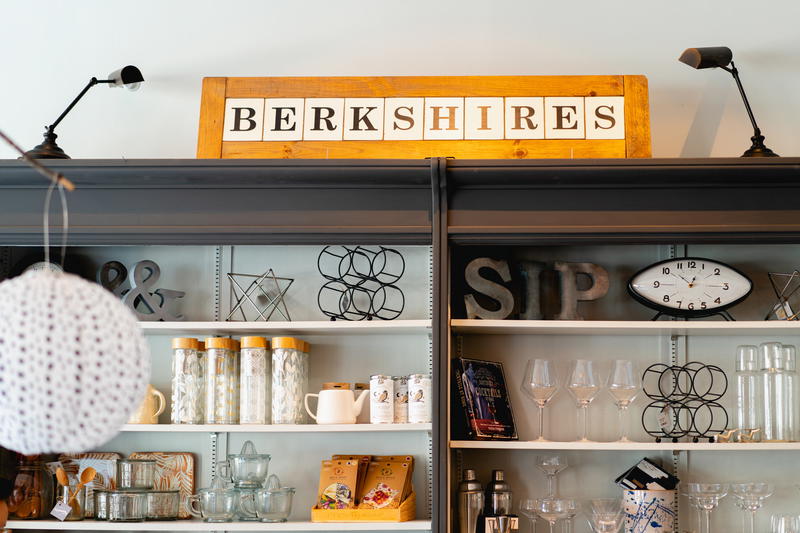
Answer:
top-left (784, 344), bottom-right (798, 441)
top-left (761, 342), bottom-right (791, 442)
top-left (736, 345), bottom-right (762, 441)
top-left (272, 337), bottom-right (309, 424)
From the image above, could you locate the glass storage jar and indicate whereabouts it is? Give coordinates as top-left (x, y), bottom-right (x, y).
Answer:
top-left (117, 459), bottom-right (156, 490)
top-left (204, 337), bottom-right (239, 424)
top-left (8, 459), bottom-right (53, 520)
top-left (735, 345), bottom-right (762, 441)
top-left (59, 484), bottom-right (85, 521)
top-left (94, 489), bottom-right (109, 520)
top-left (108, 490), bottom-right (148, 522)
top-left (761, 342), bottom-right (793, 442)
top-left (239, 336), bottom-right (270, 424)
top-left (272, 337), bottom-right (309, 424)
top-left (146, 490), bottom-right (180, 520)
top-left (170, 337), bottom-right (203, 424)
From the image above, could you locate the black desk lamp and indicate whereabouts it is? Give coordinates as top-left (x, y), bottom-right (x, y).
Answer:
top-left (25, 65), bottom-right (144, 159)
top-left (679, 46), bottom-right (778, 157)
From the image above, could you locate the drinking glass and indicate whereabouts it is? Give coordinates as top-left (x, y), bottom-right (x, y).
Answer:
top-left (731, 483), bottom-right (774, 533)
top-left (771, 514), bottom-right (800, 533)
top-left (683, 483), bottom-right (728, 533)
top-left (586, 498), bottom-right (624, 533)
top-left (521, 359), bottom-right (559, 441)
top-left (567, 360), bottom-right (600, 441)
top-left (607, 360), bottom-right (640, 441)
top-left (519, 498), bottom-right (538, 533)
top-left (536, 455), bottom-right (568, 498)
top-left (563, 499), bottom-right (580, 533)
top-left (534, 498), bottom-right (574, 533)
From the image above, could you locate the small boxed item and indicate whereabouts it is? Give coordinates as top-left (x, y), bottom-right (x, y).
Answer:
top-left (615, 457), bottom-right (679, 491)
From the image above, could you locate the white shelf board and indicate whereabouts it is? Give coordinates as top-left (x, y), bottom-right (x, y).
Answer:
top-left (121, 423), bottom-right (431, 433)
top-left (140, 320), bottom-right (431, 336)
top-left (5, 519), bottom-right (432, 531)
top-left (450, 319), bottom-right (800, 336)
top-left (450, 440), bottom-right (800, 451)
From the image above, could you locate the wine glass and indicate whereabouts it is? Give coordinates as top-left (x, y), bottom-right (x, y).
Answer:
top-left (563, 499), bottom-right (580, 533)
top-left (683, 483), bottom-right (728, 533)
top-left (731, 483), bottom-right (774, 533)
top-left (534, 498), bottom-right (574, 533)
top-left (521, 359), bottom-right (559, 441)
top-left (586, 498), bottom-right (624, 533)
top-left (607, 360), bottom-right (640, 442)
top-left (567, 359), bottom-right (600, 441)
top-left (536, 455), bottom-right (568, 498)
top-left (519, 498), bottom-right (538, 533)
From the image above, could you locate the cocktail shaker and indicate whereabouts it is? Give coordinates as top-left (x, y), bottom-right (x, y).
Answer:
top-left (485, 469), bottom-right (512, 516)
top-left (458, 469), bottom-right (484, 533)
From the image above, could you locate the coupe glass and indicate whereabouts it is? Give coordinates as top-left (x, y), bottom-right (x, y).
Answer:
top-left (521, 359), bottom-right (559, 441)
top-left (534, 498), bottom-right (575, 533)
top-left (567, 360), bottom-right (600, 441)
top-left (586, 498), bottom-right (624, 533)
top-left (771, 514), bottom-right (800, 533)
top-left (519, 498), bottom-right (538, 533)
top-left (607, 359), bottom-right (640, 441)
top-left (683, 483), bottom-right (729, 533)
top-left (536, 455), bottom-right (568, 498)
top-left (731, 483), bottom-right (774, 533)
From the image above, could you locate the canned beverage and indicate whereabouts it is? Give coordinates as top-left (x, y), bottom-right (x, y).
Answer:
top-left (408, 373), bottom-right (432, 423)
top-left (370, 374), bottom-right (394, 424)
top-left (393, 376), bottom-right (409, 423)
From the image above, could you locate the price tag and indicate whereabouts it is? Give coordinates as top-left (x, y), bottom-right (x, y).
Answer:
top-left (657, 405), bottom-right (673, 430)
top-left (50, 500), bottom-right (72, 521)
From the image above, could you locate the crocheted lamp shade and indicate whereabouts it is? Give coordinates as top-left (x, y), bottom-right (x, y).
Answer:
top-left (0, 270), bottom-right (150, 454)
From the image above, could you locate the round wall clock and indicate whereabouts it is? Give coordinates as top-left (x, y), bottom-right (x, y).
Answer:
top-left (628, 257), bottom-right (752, 320)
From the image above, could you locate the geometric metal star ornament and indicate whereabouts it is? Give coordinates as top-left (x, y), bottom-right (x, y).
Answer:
top-left (766, 270), bottom-right (800, 320)
top-left (226, 269), bottom-right (294, 322)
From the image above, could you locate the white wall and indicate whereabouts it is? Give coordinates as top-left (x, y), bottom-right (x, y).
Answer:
top-left (2, 0), bottom-right (799, 159)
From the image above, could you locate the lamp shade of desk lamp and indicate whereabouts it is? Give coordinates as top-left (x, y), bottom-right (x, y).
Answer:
top-left (679, 46), bottom-right (778, 157)
top-left (25, 65), bottom-right (144, 159)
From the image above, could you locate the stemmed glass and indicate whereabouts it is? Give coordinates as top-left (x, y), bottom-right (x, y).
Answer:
top-left (521, 359), bottom-right (559, 441)
top-left (683, 483), bottom-right (729, 533)
top-left (567, 360), bottom-right (600, 441)
top-left (563, 499), bottom-right (580, 533)
top-left (586, 499), bottom-right (624, 533)
top-left (519, 498), bottom-right (538, 533)
top-left (534, 498), bottom-right (575, 533)
top-left (731, 483), bottom-right (774, 533)
top-left (608, 359), bottom-right (640, 442)
top-left (536, 455), bottom-right (568, 498)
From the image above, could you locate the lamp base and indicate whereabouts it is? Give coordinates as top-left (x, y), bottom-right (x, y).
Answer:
top-left (742, 134), bottom-right (779, 157)
top-left (23, 130), bottom-right (70, 159)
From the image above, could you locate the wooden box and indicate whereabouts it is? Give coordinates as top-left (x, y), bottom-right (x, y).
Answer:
top-left (311, 492), bottom-right (416, 522)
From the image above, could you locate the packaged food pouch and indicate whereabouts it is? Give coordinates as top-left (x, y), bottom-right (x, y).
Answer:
top-left (317, 460), bottom-right (360, 509)
top-left (331, 455), bottom-right (372, 500)
top-left (357, 461), bottom-right (410, 509)
top-left (373, 455), bottom-right (414, 499)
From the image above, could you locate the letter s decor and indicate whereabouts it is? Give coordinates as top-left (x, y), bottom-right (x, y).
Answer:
top-left (463, 258), bottom-right (515, 320)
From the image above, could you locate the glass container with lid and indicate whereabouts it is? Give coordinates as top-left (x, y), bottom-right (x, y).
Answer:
top-left (761, 342), bottom-right (792, 442)
top-left (171, 337), bottom-right (203, 424)
top-left (736, 345), bottom-right (762, 441)
top-left (272, 337), bottom-right (309, 424)
top-left (8, 457), bottom-right (53, 520)
top-left (239, 336), bottom-right (270, 424)
top-left (204, 337), bottom-right (239, 424)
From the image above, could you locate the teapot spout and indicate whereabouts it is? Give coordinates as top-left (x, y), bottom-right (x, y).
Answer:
top-left (353, 389), bottom-right (368, 416)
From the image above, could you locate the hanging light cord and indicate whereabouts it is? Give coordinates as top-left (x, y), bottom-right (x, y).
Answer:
top-left (0, 128), bottom-right (74, 268)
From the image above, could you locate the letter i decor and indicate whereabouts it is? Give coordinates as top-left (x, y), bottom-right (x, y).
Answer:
top-left (197, 76), bottom-right (651, 159)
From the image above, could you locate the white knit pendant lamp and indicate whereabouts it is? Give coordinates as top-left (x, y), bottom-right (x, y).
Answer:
top-left (0, 269), bottom-right (150, 454)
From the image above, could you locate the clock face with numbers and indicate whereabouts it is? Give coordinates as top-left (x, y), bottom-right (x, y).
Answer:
top-left (628, 257), bottom-right (752, 318)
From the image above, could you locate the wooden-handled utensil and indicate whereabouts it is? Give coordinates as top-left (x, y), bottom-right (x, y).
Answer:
top-left (68, 467), bottom-right (96, 505)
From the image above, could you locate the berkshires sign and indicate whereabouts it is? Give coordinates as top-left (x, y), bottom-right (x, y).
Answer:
top-left (197, 76), bottom-right (650, 159)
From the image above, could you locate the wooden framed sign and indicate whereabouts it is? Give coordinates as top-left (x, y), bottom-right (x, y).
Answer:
top-left (197, 75), bottom-right (651, 159)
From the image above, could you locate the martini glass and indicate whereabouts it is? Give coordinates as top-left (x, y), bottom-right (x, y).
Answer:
top-left (519, 498), bottom-right (538, 533)
top-left (586, 498), bottom-right (624, 533)
top-left (683, 483), bottom-right (728, 533)
top-left (731, 483), bottom-right (774, 533)
top-left (534, 498), bottom-right (574, 533)
top-left (521, 359), bottom-right (559, 441)
top-left (536, 455), bottom-right (568, 498)
top-left (567, 359), bottom-right (600, 441)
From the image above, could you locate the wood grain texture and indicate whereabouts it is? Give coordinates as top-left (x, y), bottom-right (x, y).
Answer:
top-left (623, 75), bottom-right (652, 158)
top-left (222, 139), bottom-right (625, 159)
top-left (225, 75), bottom-right (624, 98)
top-left (196, 77), bottom-right (227, 158)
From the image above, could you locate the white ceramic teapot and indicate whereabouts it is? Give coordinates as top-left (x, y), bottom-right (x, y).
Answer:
top-left (304, 382), bottom-right (367, 424)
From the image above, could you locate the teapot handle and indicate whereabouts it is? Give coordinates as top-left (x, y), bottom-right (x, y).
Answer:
top-left (187, 494), bottom-right (202, 518)
top-left (304, 393), bottom-right (318, 421)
